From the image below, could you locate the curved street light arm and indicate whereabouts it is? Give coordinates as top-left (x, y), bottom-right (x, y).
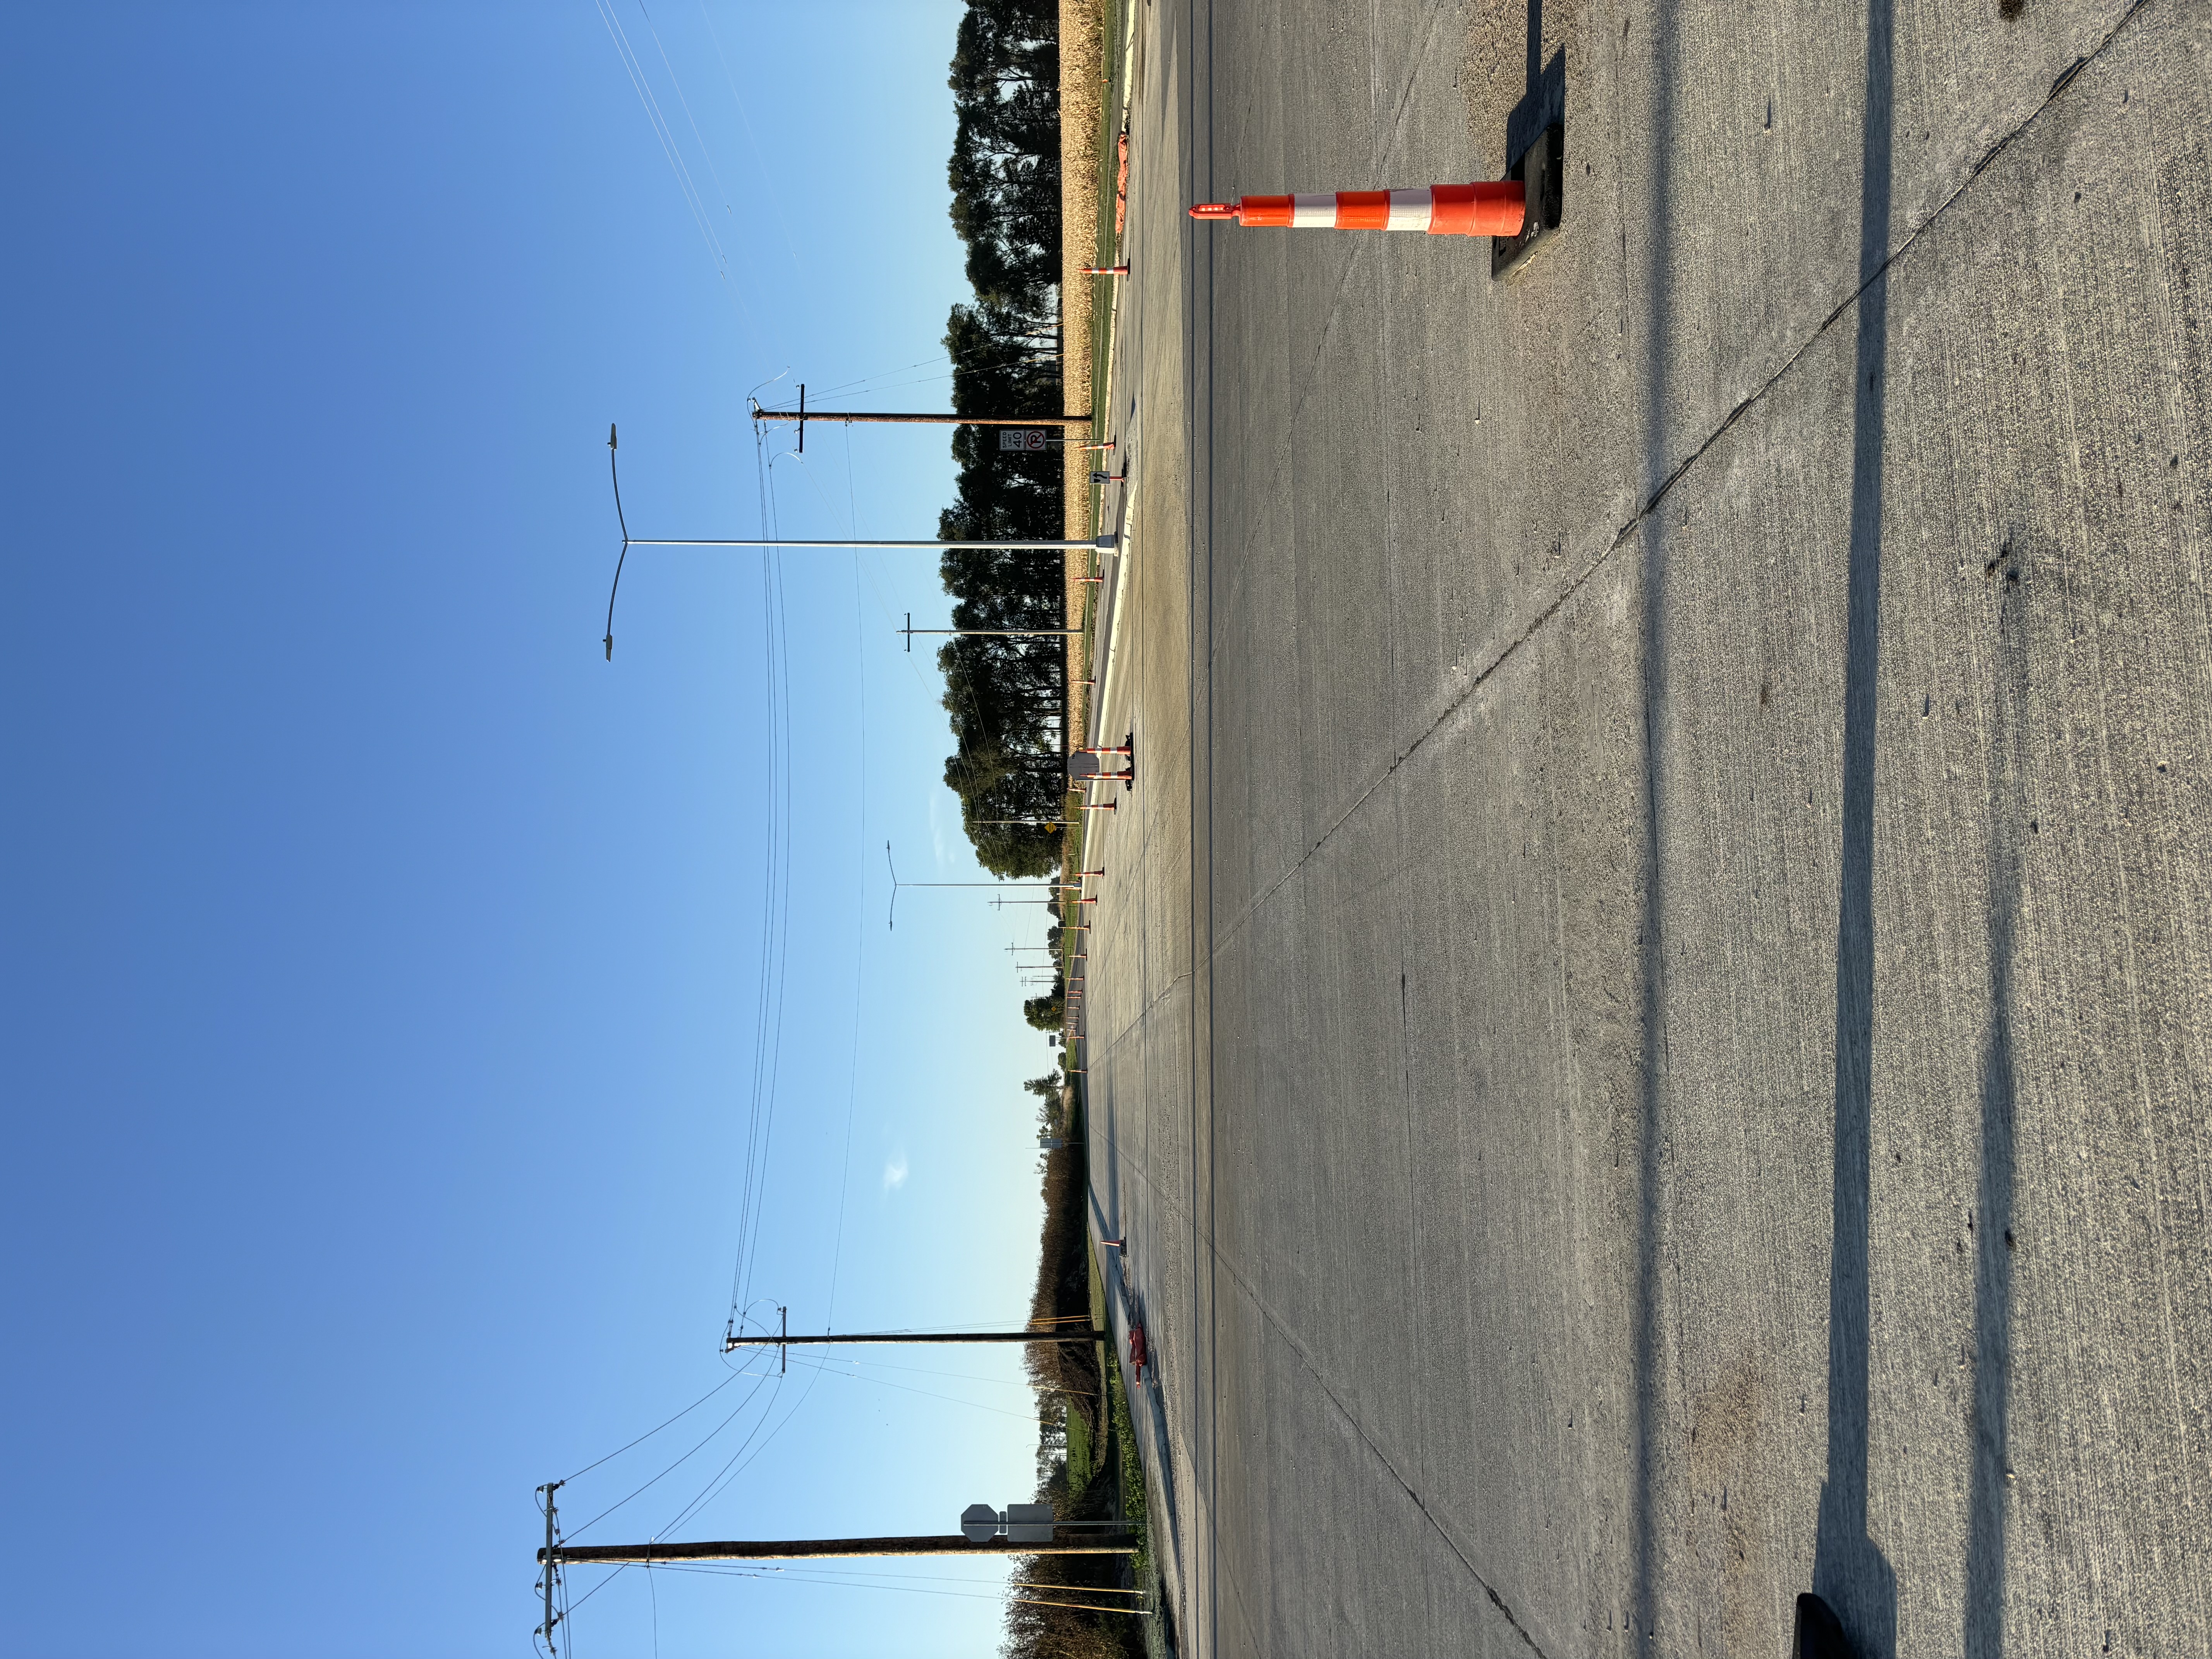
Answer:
top-left (603, 423), bottom-right (631, 661)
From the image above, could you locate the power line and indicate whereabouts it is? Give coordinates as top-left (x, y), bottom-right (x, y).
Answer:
top-left (565, 1369), bottom-right (778, 1540)
top-left (779, 1350), bottom-right (1051, 1424)
top-left (559, 1369), bottom-right (750, 1485)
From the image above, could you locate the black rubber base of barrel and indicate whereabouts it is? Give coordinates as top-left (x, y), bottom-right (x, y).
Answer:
top-left (1492, 120), bottom-right (1565, 279)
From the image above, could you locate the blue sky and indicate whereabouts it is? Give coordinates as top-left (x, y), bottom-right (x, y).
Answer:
top-left (0, 6), bottom-right (1064, 1655)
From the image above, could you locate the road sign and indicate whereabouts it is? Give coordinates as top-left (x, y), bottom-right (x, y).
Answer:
top-left (1006, 1504), bottom-right (1056, 1544)
top-left (961, 1502), bottom-right (1057, 1543)
top-left (998, 428), bottom-right (1050, 452)
top-left (960, 1503), bottom-right (1000, 1543)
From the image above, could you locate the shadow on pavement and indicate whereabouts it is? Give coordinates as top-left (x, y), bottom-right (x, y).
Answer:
top-left (1630, 0), bottom-right (1679, 1646)
top-left (1964, 545), bottom-right (2028, 1658)
top-left (1811, 0), bottom-right (1900, 1648)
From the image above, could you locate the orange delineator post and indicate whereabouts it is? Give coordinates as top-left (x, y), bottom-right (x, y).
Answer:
top-left (1189, 181), bottom-right (1524, 238)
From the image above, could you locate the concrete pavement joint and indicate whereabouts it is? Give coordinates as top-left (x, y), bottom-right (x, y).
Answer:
top-left (1190, 1201), bottom-right (1558, 1659)
top-left (1084, 970), bottom-right (1196, 1067)
top-left (1102, 1082), bottom-right (1547, 1654)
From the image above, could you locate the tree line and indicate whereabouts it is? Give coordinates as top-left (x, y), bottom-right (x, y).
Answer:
top-left (938, 0), bottom-right (1067, 881)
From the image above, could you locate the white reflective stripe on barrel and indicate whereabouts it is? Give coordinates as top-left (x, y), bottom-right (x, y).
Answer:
top-left (1291, 194), bottom-right (1336, 227)
top-left (1387, 189), bottom-right (1432, 230)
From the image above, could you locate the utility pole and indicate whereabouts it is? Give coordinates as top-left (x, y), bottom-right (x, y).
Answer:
top-left (893, 882), bottom-right (1070, 892)
top-left (545, 1504), bottom-right (1133, 1568)
top-left (752, 389), bottom-right (1092, 452)
top-left (544, 1531), bottom-right (1136, 1565)
top-left (903, 613), bottom-right (1079, 651)
top-left (536, 1481), bottom-right (563, 1656)
top-left (725, 1326), bottom-right (1103, 1353)
top-left (625, 535), bottom-right (1109, 552)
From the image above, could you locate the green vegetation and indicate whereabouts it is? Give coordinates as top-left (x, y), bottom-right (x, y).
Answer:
top-left (1024, 974), bottom-right (1066, 1031)
top-left (939, 0), bottom-right (1068, 880)
top-left (1006, 1103), bottom-right (1144, 1659)
top-left (1108, 1362), bottom-right (1150, 1587)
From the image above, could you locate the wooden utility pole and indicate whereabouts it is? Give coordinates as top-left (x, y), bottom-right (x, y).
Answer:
top-left (903, 613), bottom-right (1080, 651)
top-left (725, 1327), bottom-right (1101, 1352)
top-left (623, 534), bottom-right (1109, 552)
top-left (536, 1482), bottom-right (564, 1655)
top-left (752, 388), bottom-right (1091, 452)
top-left (544, 1533), bottom-right (1137, 1565)
top-left (758, 409), bottom-right (1095, 428)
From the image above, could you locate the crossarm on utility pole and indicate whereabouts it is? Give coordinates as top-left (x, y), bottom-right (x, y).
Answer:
top-left (544, 1534), bottom-right (1138, 1565)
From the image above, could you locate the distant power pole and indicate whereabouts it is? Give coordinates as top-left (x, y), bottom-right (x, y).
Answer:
top-left (903, 613), bottom-right (1079, 651)
top-left (752, 387), bottom-right (1092, 451)
top-left (725, 1326), bottom-right (1101, 1353)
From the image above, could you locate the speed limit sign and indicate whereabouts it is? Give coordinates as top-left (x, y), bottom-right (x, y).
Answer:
top-left (998, 429), bottom-right (1049, 452)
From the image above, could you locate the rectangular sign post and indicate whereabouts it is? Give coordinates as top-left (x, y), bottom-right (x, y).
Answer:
top-left (998, 429), bottom-right (1051, 452)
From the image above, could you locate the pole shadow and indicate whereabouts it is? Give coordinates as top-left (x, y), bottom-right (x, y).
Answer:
top-left (1506, 0), bottom-right (1567, 170)
top-left (1629, 0), bottom-right (1679, 1647)
top-left (1963, 547), bottom-right (2028, 1657)
top-left (1810, 0), bottom-right (1901, 1650)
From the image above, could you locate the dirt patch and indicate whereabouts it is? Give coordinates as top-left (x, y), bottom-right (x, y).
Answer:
top-left (1061, 0), bottom-right (1103, 773)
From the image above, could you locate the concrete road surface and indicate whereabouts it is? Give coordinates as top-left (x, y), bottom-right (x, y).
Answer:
top-left (1074, 1), bottom-right (2212, 1656)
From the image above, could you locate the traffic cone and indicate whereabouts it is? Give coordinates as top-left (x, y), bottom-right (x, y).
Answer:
top-left (1190, 180), bottom-right (1523, 238)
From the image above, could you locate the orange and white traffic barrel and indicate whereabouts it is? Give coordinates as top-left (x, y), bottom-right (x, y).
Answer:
top-left (1189, 180), bottom-right (1523, 238)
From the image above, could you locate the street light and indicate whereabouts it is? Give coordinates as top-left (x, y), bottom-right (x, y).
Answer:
top-left (601, 425), bottom-right (1113, 659)
top-left (883, 842), bottom-right (1070, 931)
